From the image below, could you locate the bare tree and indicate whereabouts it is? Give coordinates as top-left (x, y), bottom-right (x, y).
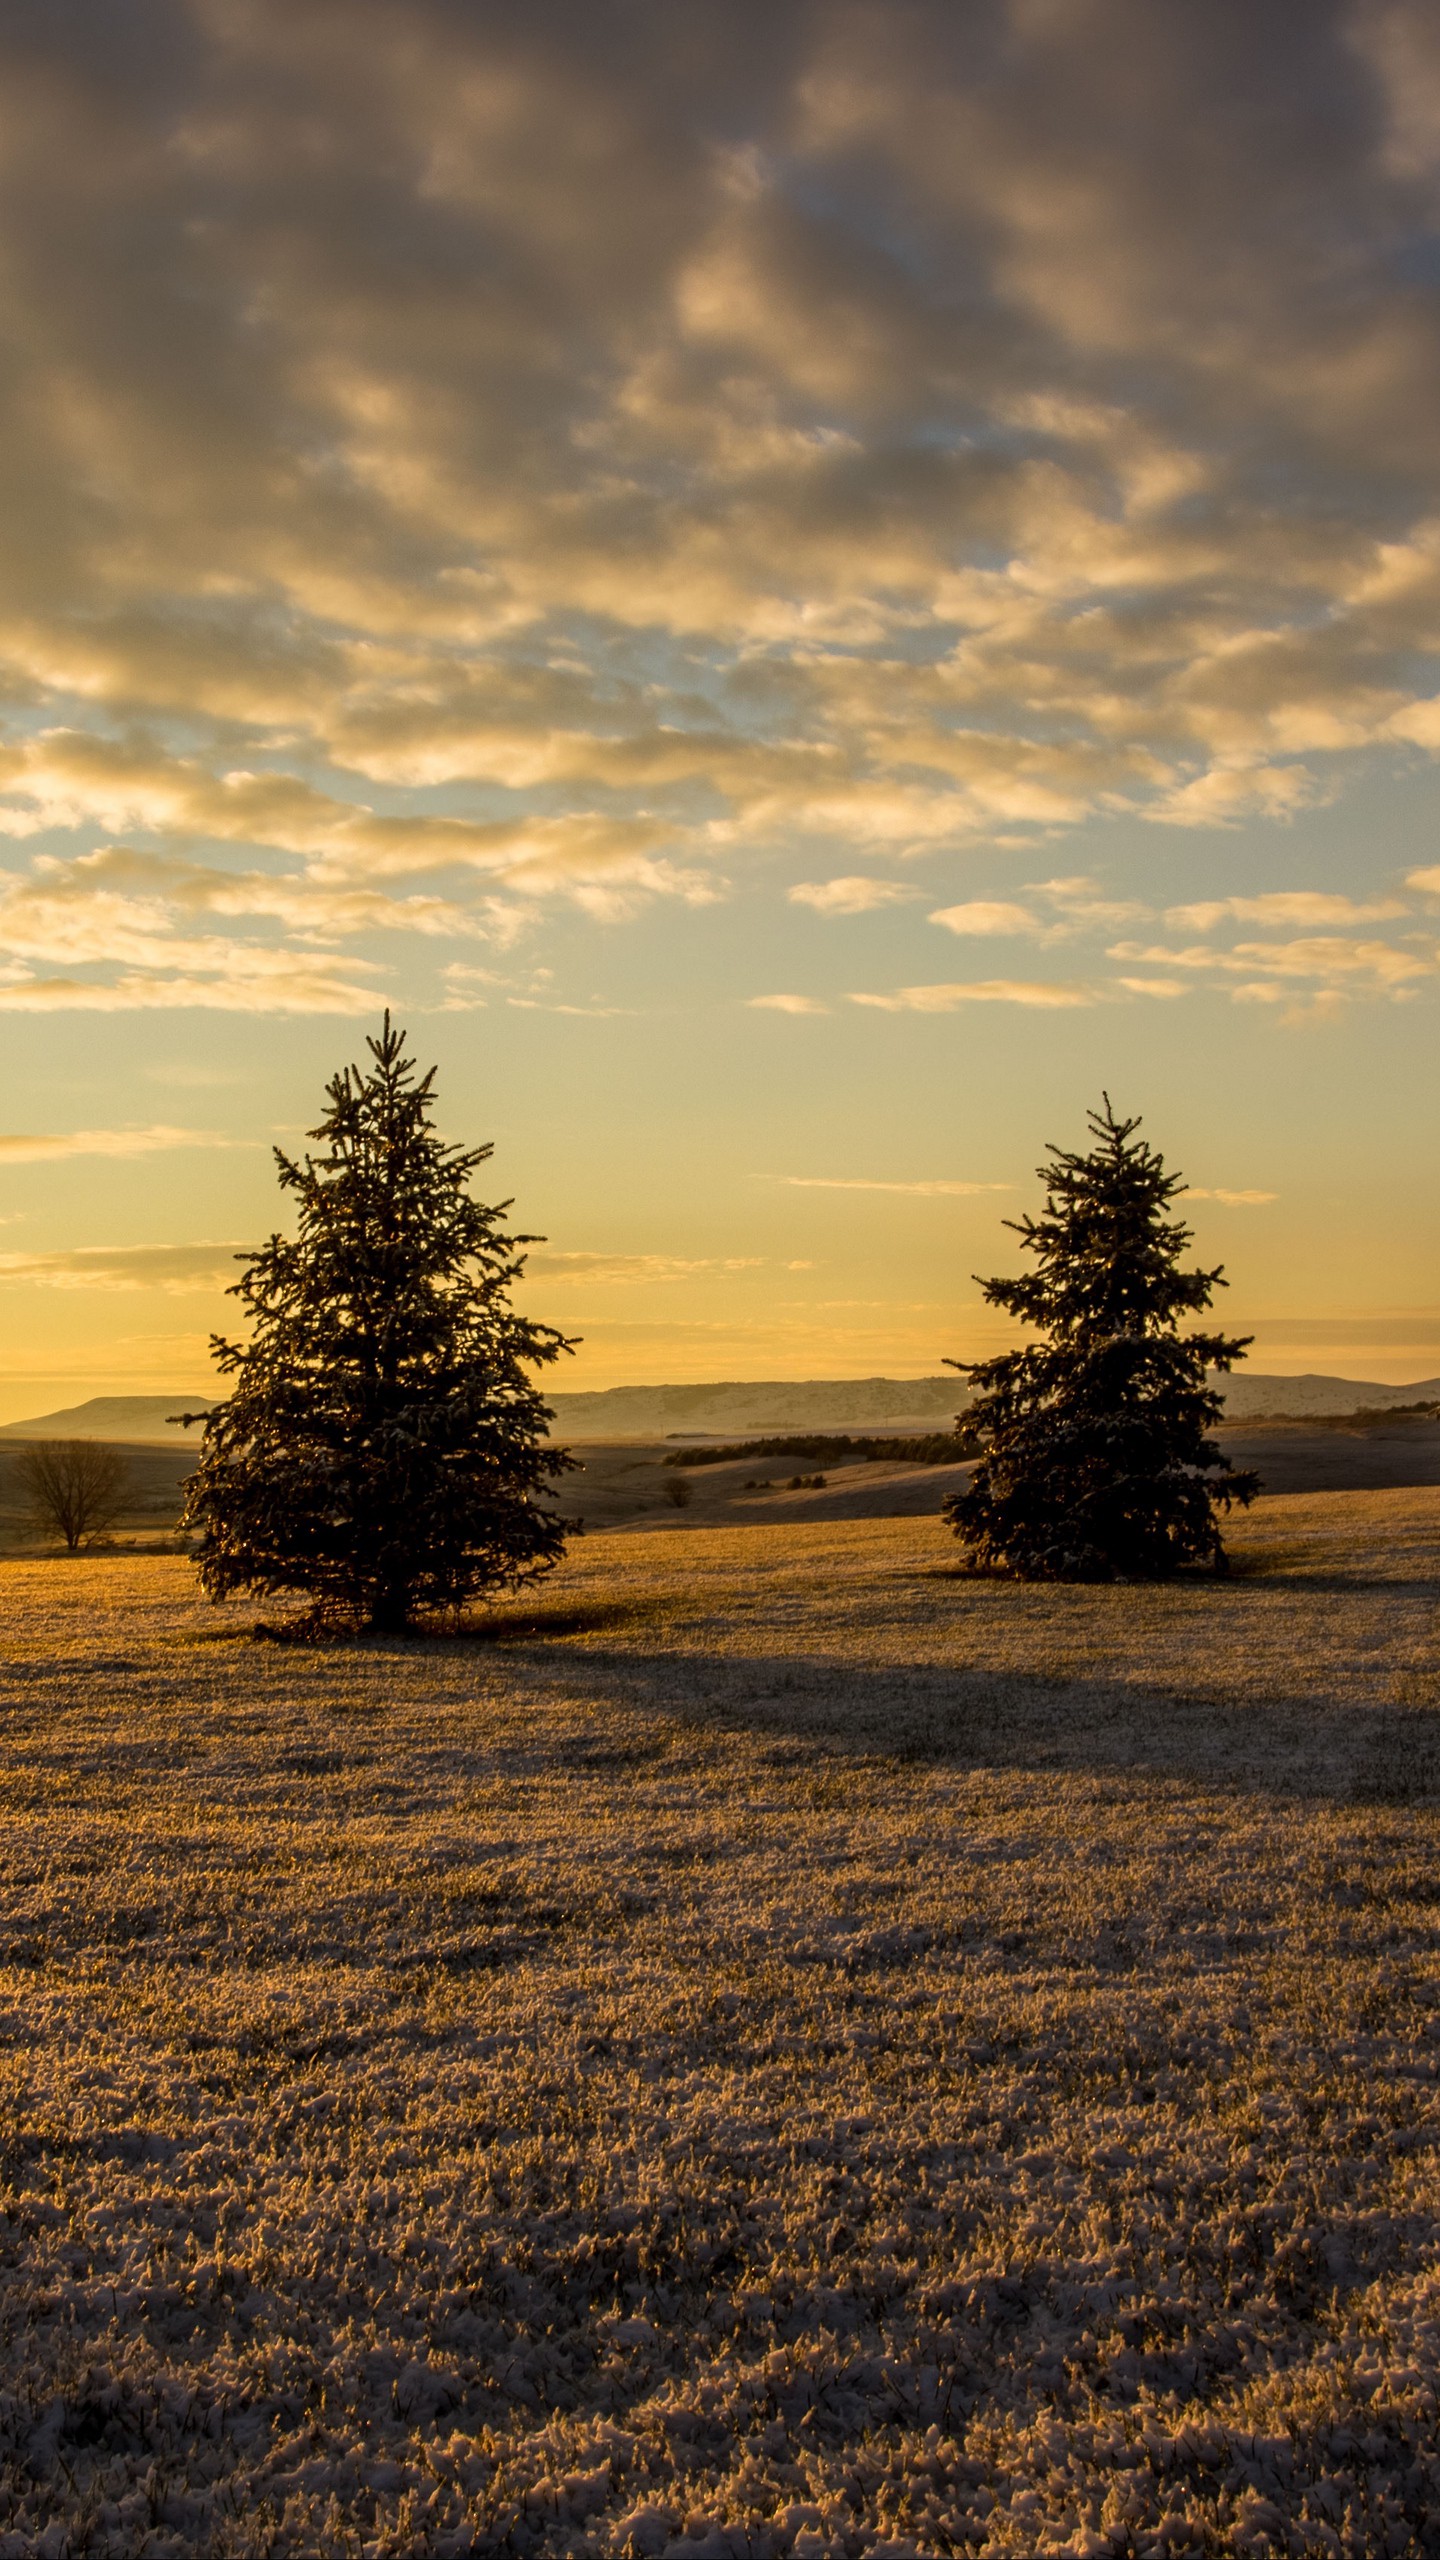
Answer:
top-left (17, 1440), bottom-right (130, 1551)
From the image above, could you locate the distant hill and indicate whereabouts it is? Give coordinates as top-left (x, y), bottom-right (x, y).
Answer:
top-left (544, 1370), bottom-right (1440, 1439)
top-left (2, 1369), bottom-right (1435, 1447)
top-left (0, 1394), bottom-right (215, 1444)
top-left (545, 1376), bottom-right (968, 1438)
top-left (1217, 1371), bottom-right (1440, 1419)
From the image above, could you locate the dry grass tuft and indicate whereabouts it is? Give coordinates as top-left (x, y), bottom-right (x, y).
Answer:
top-left (1, 1490), bottom-right (1439, 2557)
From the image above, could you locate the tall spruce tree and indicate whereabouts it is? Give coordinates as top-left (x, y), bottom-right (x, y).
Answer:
top-left (179, 1016), bottom-right (575, 1629)
top-left (944, 1097), bottom-right (1258, 1579)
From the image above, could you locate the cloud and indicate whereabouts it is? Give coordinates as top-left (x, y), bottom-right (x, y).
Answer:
top-left (1227, 937), bottom-right (1434, 987)
top-left (746, 993), bottom-right (830, 1014)
top-left (0, 1125), bottom-right (242, 1163)
top-left (0, 963), bottom-right (381, 1015)
top-left (526, 1252), bottom-right (766, 1284)
top-left (1108, 933), bottom-right (1438, 1003)
top-left (0, 1244), bottom-right (244, 1291)
top-left (1186, 1188), bottom-right (1278, 1205)
top-left (439, 958), bottom-right (639, 1015)
top-left (1029, 878), bottom-right (1150, 928)
top-left (775, 1177), bottom-right (1011, 1196)
top-left (1167, 892), bottom-right (1409, 930)
top-left (505, 998), bottom-right (636, 1017)
top-left (1231, 1308), bottom-right (1440, 1350)
top-left (0, 0), bottom-right (1430, 1015)
top-left (849, 980), bottom-right (1095, 1011)
top-left (788, 877), bottom-right (915, 915)
top-left (928, 901), bottom-right (1041, 937)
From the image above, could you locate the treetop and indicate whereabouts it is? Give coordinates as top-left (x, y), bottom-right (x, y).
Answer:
top-left (974, 1093), bottom-right (1244, 1350)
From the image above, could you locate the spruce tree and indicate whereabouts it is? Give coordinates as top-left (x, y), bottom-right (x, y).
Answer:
top-left (944, 1097), bottom-right (1257, 1579)
top-left (179, 1016), bottom-right (575, 1629)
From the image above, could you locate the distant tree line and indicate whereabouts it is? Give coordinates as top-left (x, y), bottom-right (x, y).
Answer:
top-left (664, 1430), bottom-right (979, 1470)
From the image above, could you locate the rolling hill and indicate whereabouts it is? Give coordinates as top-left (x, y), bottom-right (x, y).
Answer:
top-left (0, 1395), bottom-right (215, 1444)
top-left (1, 1370), bottom-right (1436, 1445)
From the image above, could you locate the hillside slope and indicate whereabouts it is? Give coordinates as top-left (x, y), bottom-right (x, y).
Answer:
top-left (0, 1394), bottom-right (215, 1444)
top-left (3, 1370), bottom-right (1437, 1443)
top-left (545, 1369), bottom-right (1440, 1437)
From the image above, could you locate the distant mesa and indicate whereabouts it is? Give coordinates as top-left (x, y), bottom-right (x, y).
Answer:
top-left (543, 1370), bottom-right (1440, 1439)
top-left (545, 1376), bottom-right (970, 1441)
top-left (1, 1371), bottom-right (1436, 1447)
top-left (1215, 1371), bottom-right (1440, 1420)
top-left (0, 1395), bottom-right (215, 1444)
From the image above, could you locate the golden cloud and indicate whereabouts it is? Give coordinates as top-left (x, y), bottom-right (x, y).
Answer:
top-left (0, 1244), bottom-right (244, 1291)
top-left (776, 1177), bottom-right (1011, 1196)
top-left (0, 1126), bottom-right (243, 1162)
top-left (848, 980), bottom-right (1095, 1011)
top-left (788, 877), bottom-right (915, 915)
top-left (0, 4), bottom-right (1430, 1009)
top-left (928, 901), bottom-right (1042, 937)
top-left (525, 1253), bottom-right (767, 1284)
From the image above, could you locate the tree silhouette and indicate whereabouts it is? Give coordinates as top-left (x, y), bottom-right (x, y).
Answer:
top-left (179, 1016), bottom-right (576, 1629)
top-left (944, 1098), bottom-right (1258, 1578)
top-left (18, 1439), bottom-right (130, 1550)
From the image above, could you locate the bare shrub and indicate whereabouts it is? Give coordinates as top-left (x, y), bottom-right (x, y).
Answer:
top-left (17, 1439), bottom-right (130, 1550)
top-left (663, 1473), bottom-right (692, 1507)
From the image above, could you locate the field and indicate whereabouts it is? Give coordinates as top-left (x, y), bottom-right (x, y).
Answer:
top-left (3, 1493), bottom-right (1440, 2558)
top-left (3, 1406), bottom-right (1440, 1556)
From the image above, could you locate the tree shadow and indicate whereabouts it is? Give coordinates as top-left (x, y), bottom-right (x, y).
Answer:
top-left (503, 1643), bottom-right (1440, 1804)
top-left (250, 1598), bottom-right (651, 1646)
top-left (914, 1557), bottom-right (1440, 1598)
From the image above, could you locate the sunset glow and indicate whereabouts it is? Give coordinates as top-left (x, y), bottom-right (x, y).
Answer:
top-left (2, 2), bottom-right (1440, 1408)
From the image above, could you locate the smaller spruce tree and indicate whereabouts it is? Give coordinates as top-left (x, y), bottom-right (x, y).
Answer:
top-left (944, 1097), bottom-right (1257, 1579)
top-left (179, 1016), bottom-right (575, 1629)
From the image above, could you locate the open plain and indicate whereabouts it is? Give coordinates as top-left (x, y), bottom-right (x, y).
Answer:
top-left (3, 1492), bottom-right (1440, 2558)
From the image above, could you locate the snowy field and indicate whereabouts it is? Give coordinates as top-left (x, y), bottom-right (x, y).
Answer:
top-left (3, 1493), bottom-right (1439, 2558)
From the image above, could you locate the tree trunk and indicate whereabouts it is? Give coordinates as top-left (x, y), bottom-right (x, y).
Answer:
top-left (368, 1586), bottom-right (410, 1634)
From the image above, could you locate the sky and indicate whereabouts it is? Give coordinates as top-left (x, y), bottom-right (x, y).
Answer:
top-left (1, 0), bottom-right (1440, 1414)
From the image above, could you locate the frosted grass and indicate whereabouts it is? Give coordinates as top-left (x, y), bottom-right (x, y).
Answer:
top-left (1, 1490), bottom-right (1438, 2556)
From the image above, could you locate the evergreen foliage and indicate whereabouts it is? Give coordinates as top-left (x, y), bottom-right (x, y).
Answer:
top-left (179, 1016), bottom-right (575, 1629)
top-left (944, 1097), bottom-right (1258, 1579)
